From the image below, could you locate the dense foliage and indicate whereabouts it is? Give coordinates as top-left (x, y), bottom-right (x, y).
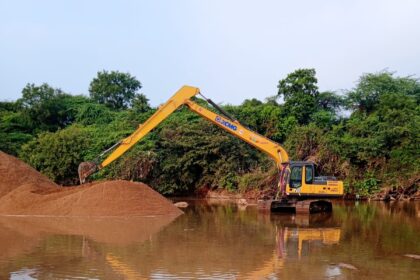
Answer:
top-left (89, 70), bottom-right (144, 110)
top-left (1, 70), bottom-right (418, 195)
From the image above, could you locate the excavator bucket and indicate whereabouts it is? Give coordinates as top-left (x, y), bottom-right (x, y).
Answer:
top-left (78, 161), bottom-right (98, 184)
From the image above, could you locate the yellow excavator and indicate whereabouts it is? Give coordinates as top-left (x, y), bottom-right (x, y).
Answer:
top-left (78, 86), bottom-right (343, 213)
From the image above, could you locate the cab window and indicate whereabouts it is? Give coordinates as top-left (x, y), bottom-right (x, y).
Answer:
top-left (305, 165), bottom-right (313, 184)
top-left (290, 166), bottom-right (302, 188)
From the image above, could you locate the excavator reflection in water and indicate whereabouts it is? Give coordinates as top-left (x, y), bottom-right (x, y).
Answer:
top-left (102, 213), bottom-right (342, 279)
top-left (79, 86), bottom-right (343, 213)
top-left (245, 213), bottom-right (341, 279)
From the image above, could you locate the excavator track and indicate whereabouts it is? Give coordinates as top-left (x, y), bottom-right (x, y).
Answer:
top-left (295, 200), bottom-right (332, 214)
top-left (264, 199), bottom-right (333, 214)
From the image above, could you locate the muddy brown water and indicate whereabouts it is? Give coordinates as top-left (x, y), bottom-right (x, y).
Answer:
top-left (0, 200), bottom-right (419, 280)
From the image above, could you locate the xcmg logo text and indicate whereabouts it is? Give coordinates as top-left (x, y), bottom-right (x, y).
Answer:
top-left (215, 116), bottom-right (237, 131)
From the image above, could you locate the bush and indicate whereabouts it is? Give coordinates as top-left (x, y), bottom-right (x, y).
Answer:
top-left (238, 169), bottom-right (271, 193)
top-left (20, 125), bottom-right (91, 184)
top-left (354, 177), bottom-right (380, 196)
top-left (76, 103), bottom-right (115, 125)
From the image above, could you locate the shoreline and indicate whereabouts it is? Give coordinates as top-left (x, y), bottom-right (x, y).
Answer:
top-left (171, 188), bottom-right (420, 202)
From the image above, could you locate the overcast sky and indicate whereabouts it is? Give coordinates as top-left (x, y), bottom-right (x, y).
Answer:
top-left (0, 0), bottom-right (419, 105)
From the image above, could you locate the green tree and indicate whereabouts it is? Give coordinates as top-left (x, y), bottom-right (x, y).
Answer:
top-left (75, 103), bottom-right (115, 125)
top-left (0, 110), bottom-right (33, 155)
top-left (278, 69), bottom-right (319, 124)
top-left (278, 69), bottom-right (343, 127)
top-left (346, 71), bottom-right (420, 113)
top-left (316, 91), bottom-right (344, 112)
top-left (17, 83), bottom-right (87, 131)
top-left (278, 68), bottom-right (319, 99)
top-left (0, 101), bottom-right (18, 112)
top-left (1, 86), bottom-right (90, 155)
top-left (225, 98), bottom-right (290, 142)
top-left (20, 125), bottom-right (92, 184)
top-left (340, 72), bottom-right (420, 191)
top-left (131, 93), bottom-right (151, 113)
top-left (285, 123), bottom-right (322, 160)
top-left (89, 70), bottom-right (142, 110)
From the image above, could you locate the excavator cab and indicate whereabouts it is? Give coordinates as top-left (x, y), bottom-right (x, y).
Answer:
top-left (268, 161), bottom-right (343, 214)
top-left (286, 162), bottom-right (343, 197)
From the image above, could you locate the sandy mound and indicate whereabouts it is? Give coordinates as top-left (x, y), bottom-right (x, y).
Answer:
top-left (0, 151), bottom-right (58, 198)
top-left (0, 152), bottom-right (182, 217)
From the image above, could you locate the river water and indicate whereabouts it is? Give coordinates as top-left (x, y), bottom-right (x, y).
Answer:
top-left (0, 200), bottom-right (419, 279)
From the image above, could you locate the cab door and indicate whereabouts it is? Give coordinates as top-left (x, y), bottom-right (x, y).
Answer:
top-left (304, 164), bottom-right (316, 194)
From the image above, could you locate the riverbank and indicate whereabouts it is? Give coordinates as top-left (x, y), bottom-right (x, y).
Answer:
top-left (202, 185), bottom-right (420, 202)
top-left (370, 185), bottom-right (420, 201)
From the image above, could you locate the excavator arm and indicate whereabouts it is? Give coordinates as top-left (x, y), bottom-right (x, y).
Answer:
top-left (78, 85), bottom-right (289, 184)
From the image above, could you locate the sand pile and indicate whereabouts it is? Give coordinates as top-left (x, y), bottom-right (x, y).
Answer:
top-left (0, 151), bottom-right (58, 197)
top-left (0, 152), bottom-right (182, 217)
